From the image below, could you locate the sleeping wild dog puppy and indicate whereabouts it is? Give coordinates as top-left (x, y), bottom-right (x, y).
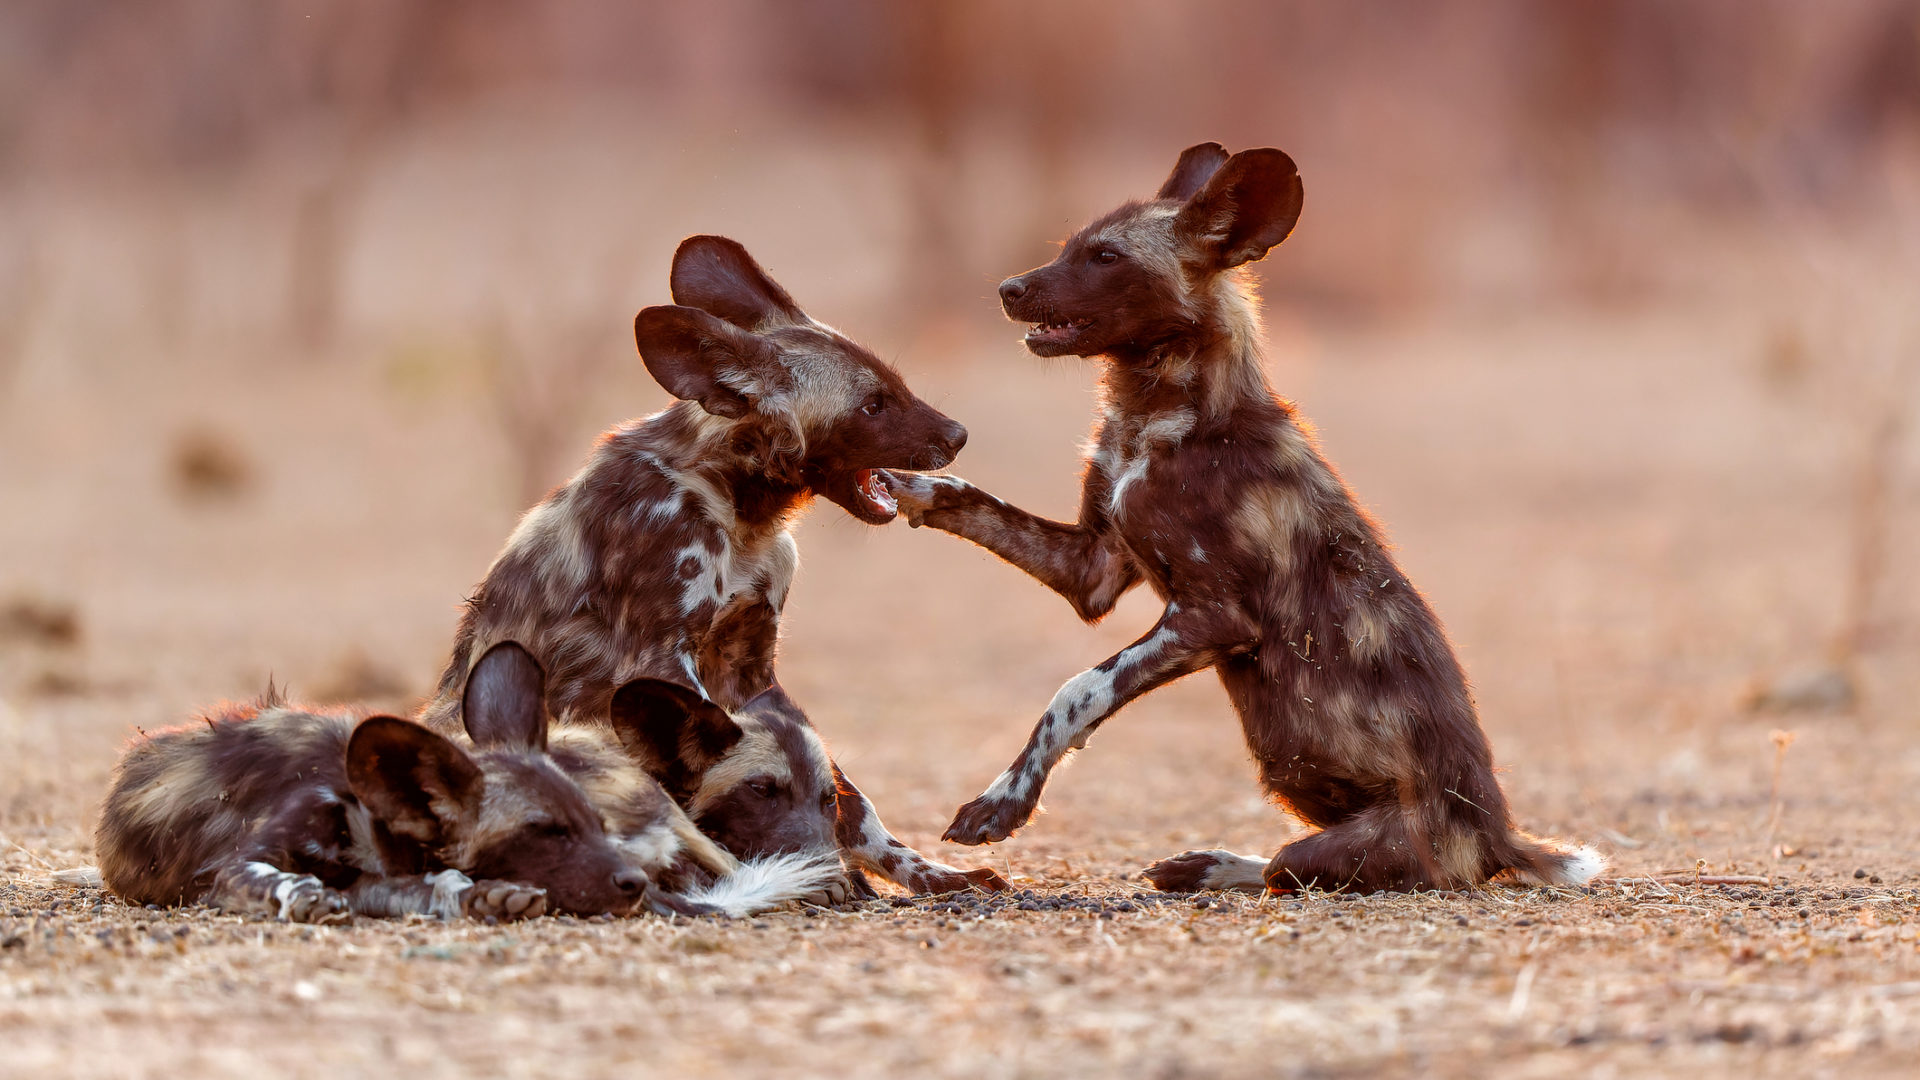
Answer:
top-left (454, 643), bottom-right (843, 916)
top-left (97, 643), bottom-right (641, 922)
top-left (419, 235), bottom-right (1005, 896)
top-left (884, 143), bottom-right (1602, 893)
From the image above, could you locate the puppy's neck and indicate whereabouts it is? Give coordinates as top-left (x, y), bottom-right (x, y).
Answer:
top-left (1099, 273), bottom-right (1271, 423)
top-left (656, 402), bottom-right (812, 530)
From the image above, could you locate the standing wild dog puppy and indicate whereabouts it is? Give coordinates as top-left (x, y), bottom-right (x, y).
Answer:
top-left (884, 144), bottom-right (1602, 893)
top-left (419, 236), bottom-right (1005, 896)
top-left (97, 643), bottom-right (642, 921)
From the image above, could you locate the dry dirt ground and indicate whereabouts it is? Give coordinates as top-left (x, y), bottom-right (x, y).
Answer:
top-left (3, 300), bottom-right (1918, 1078)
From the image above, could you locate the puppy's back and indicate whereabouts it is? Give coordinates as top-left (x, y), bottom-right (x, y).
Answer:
top-left (97, 703), bottom-right (355, 906)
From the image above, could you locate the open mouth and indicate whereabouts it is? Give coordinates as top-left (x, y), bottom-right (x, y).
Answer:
top-left (1024, 315), bottom-right (1092, 349)
top-left (853, 469), bottom-right (897, 520)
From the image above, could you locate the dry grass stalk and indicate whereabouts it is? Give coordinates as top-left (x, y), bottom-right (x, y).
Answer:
top-left (1768, 728), bottom-right (1797, 857)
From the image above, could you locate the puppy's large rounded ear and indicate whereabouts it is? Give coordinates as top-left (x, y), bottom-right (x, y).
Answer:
top-left (608, 678), bottom-right (744, 801)
top-left (462, 642), bottom-right (548, 753)
top-left (634, 305), bottom-right (778, 419)
top-left (1157, 142), bottom-right (1230, 202)
top-left (670, 235), bottom-right (808, 330)
top-left (347, 717), bottom-right (485, 846)
top-left (1174, 147), bottom-right (1304, 270)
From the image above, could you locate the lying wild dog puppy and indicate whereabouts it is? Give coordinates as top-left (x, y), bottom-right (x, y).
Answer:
top-left (98, 643), bottom-right (637, 922)
top-left (884, 143), bottom-right (1602, 893)
top-left (419, 236), bottom-right (1005, 896)
top-left (454, 643), bottom-right (842, 917)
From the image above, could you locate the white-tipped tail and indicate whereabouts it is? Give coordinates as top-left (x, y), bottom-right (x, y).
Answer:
top-left (680, 852), bottom-right (844, 917)
top-left (48, 866), bottom-right (104, 888)
top-left (1510, 842), bottom-right (1607, 887)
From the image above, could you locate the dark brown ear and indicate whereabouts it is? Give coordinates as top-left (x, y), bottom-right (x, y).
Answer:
top-left (607, 678), bottom-right (744, 802)
top-left (669, 235), bottom-right (807, 330)
top-left (633, 305), bottom-right (781, 419)
top-left (1157, 142), bottom-right (1230, 201)
top-left (462, 642), bottom-right (547, 753)
top-left (346, 717), bottom-right (485, 846)
top-left (1173, 147), bottom-right (1304, 269)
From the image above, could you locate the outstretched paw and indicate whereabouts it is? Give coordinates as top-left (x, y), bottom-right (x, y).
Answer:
top-left (462, 879), bottom-right (549, 921)
top-left (876, 471), bottom-right (958, 528)
top-left (942, 793), bottom-right (1032, 846)
top-left (908, 863), bottom-right (1012, 896)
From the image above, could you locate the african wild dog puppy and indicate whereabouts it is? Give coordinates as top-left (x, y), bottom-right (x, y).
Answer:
top-left (883, 143), bottom-right (1602, 893)
top-left (418, 235), bottom-right (1006, 896)
top-left (96, 643), bottom-right (643, 922)
top-left (452, 643), bottom-right (842, 916)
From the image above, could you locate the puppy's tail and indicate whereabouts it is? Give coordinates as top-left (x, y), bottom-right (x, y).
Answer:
top-left (677, 852), bottom-right (844, 917)
top-left (1502, 833), bottom-right (1606, 887)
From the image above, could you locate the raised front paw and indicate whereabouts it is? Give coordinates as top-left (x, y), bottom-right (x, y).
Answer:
top-left (283, 879), bottom-right (351, 924)
top-left (942, 793), bottom-right (1033, 846)
top-left (876, 471), bottom-right (962, 528)
top-left (462, 879), bottom-right (549, 922)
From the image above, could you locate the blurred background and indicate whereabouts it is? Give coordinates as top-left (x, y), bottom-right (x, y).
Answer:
top-left (1, 2), bottom-right (1917, 874)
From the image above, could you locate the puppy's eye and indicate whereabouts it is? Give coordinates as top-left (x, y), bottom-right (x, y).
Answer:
top-left (536, 821), bottom-right (571, 839)
top-left (820, 791), bottom-right (837, 811)
top-left (1096, 249), bottom-right (1120, 265)
top-left (861, 396), bottom-right (885, 417)
top-left (748, 779), bottom-right (780, 800)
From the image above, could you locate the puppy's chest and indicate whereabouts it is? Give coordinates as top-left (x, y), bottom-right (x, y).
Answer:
top-left (688, 527), bottom-right (797, 638)
top-left (1096, 410), bottom-right (1207, 578)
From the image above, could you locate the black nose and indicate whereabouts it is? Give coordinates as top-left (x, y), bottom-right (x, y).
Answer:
top-left (940, 421), bottom-right (968, 458)
top-left (998, 277), bottom-right (1027, 305)
top-left (613, 869), bottom-right (646, 896)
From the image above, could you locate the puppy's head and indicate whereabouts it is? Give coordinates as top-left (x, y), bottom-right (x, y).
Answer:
top-left (998, 143), bottom-right (1303, 359)
top-left (348, 643), bottom-right (646, 916)
top-left (634, 236), bottom-right (967, 524)
top-left (609, 676), bottom-right (840, 862)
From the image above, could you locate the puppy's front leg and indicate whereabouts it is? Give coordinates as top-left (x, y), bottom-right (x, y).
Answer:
top-left (944, 607), bottom-right (1219, 845)
top-left (881, 472), bottom-right (1139, 622)
top-left (832, 763), bottom-right (1009, 895)
top-left (344, 870), bottom-right (548, 921)
top-left (207, 861), bottom-right (351, 923)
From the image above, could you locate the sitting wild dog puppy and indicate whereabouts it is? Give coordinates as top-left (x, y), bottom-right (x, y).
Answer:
top-left (884, 144), bottom-right (1602, 893)
top-left (97, 643), bottom-right (641, 922)
top-left (419, 236), bottom-right (1005, 896)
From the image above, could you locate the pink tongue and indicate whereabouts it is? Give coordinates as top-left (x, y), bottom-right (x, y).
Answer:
top-left (857, 470), bottom-right (897, 516)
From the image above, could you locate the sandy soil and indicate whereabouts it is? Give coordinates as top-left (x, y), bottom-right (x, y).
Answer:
top-left (4, 289), bottom-right (1919, 1077)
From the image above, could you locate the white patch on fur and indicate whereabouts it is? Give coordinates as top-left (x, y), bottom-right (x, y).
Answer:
top-left (674, 541), bottom-right (725, 615)
top-left (616, 823), bottom-right (684, 872)
top-left (681, 851), bottom-right (844, 917)
top-left (979, 766), bottom-right (1024, 803)
top-left (425, 869), bottom-right (474, 920)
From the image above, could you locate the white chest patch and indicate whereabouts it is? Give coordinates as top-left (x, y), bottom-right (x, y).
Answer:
top-left (1104, 408), bottom-right (1196, 521)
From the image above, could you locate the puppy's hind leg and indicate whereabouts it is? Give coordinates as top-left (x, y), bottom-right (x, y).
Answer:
top-left (1261, 806), bottom-right (1434, 895)
top-left (1143, 850), bottom-right (1272, 893)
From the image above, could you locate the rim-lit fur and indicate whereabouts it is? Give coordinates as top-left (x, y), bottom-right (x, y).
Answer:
top-left (417, 236), bottom-right (1004, 897)
top-left (886, 143), bottom-right (1602, 893)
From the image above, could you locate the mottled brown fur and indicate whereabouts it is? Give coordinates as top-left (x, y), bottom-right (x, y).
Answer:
top-left (95, 645), bottom-right (643, 921)
top-left (885, 144), bottom-right (1601, 893)
top-left (418, 236), bottom-right (1004, 896)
